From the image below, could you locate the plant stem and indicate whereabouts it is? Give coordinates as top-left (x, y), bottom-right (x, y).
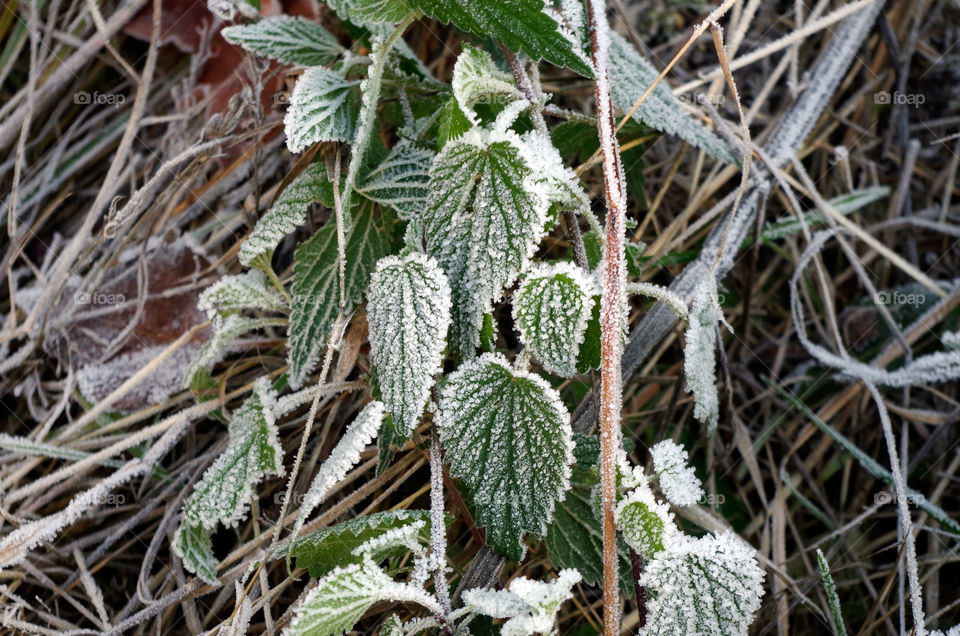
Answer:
top-left (585, 0), bottom-right (628, 634)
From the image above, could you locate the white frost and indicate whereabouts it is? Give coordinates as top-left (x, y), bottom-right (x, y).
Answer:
top-left (650, 440), bottom-right (704, 507)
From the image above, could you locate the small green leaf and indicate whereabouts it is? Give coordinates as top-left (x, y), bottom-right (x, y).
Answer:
top-left (183, 315), bottom-right (286, 388)
top-left (407, 0), bottom-right (592, 76)
top-left (173, 522), bottom-right (218, 584)
top-left (357, 142), bottom-right (434, 220)
top-left (284, 67), bottom-right (360, 153)
top-left (222, 16), bottom-right (344, 66)
top-left (452, 45), bottom-right (523, 125)
top-left (288, 202), bottom-right (393, 388)
top-left (367, 253), bottom-right (451, 438)
top-left (575, 299), bottom-right (601, 373)
top-left (197, 270), bottom-right (287, 318)
top-left (438, 353), bottom-right (573, 560)
top-left (615, 485), bottom-right (674, 560)
top-left (513, 261), bottom-right (596, 377)
top-left (437, 98), bottom-right (473, 148)
top-left (281, 509), bottom-right (432, 577)
top-left (349, 0), bottom-right (419, 23)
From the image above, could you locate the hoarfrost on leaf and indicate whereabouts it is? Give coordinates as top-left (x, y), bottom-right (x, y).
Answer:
top-left (173, 522), bottom-right (219, 583)
top-left (512, 261), bottom-right (596, 377)
top-left (284, 556), bottom-right (442, 636)
top-left (683, 279), bottom-right (722, 432)
top-left (437, 353), bottom-right (573, 560)
top-left (183, 314), bottom-right (285, 388)
top-left (239, 164), bottom-right (333, 266)
top-left (452, 45), bottom-right (523, 125)
top-left (650, 440), bottom-right (704, 507)
top-left (614, 482), bottom-right (675, 559)
top-left (198, 270), bottom-right (287, 319)
top-left (639, 531), bottom-right (765, 636)
top-left (290, 401), bottom-right (384, 551)
top-left (424, 128), bottom-right (553, 358)
top-left (221, 16), bottom-right (344, 67)
top-left (464, 569), bottom-right (581, 636)
top-left (284, 67), bottom-right (360, 153)
top-left (367, 252), bottom-right (451, 438)
top-left (356, 142), bottom-right (434, 220)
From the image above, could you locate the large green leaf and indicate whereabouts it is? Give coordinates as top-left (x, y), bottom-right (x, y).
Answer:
top-left (407, 0), bottom-right (591, 76)
top-left (284, 67), bottom-right (360, 153)
top-left (281, 509), bottom-right (432, 577)
top-left (437, 353), bottom-right (573, 560)
top-left (513, 261), bottom-right (595, 377)
top-left (222, 16), bottom-right (344, 66)
top-left (367, 252), bottom-right (451, 438)
top-left (288, 203), bottom-right (394, 388)
top-left (424, 129), bottom-right (551, 358)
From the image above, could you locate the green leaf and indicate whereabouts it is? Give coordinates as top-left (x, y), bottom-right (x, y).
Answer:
top-left (173, 522), bottom-right (219, 584)
top-left (407, 0), bottom-right (592, 76)
top-left (464, 569), bottom-right (581, 636)
top-left (367, 253), bottom-right (451, 438)
top-left (424, 129), bottom-right (552, 358)
top-left (437, 97), bottom-right (473, 148)
top-left (817, 548), bottom-right (847, 636)
top-left (575, 299), bottom-right (601, 373)
top-left (288, 202), bottom-right (393, 389)
top-left (615, 485), bottom-right (674, 560)
top-left (197, 270), bottom-right (287, 318)
top-left (221, 16), bottom-right (344, 66)
top-left (545, 488), bottom-right (633, 593)
top-left (356, 141), bottom-right (434, 220)
top-left (437, 353), bottom-right (573, 560)
top-left (281, 509), bottom-right (432, 577)
top-left (607, 32), bottom-right (736, 164)
top-left (513, 261), bottom-right (596, 377)
top-left (284, 67), bottom-right (361, 153)
top-left (181, 378), bottom-right (284, 531)
top-left (183, 315), bottom-right (286, 387)
top-left (286, 557), bottom-right (442, 636)
top-left (452, 45), bottom-right (523, 125)
top-left (239, 164), bottom-right (334, 266)
top-left (639, 532), bottom-right (765, 636)
top-left (349, 0), bottom-right (419, 24)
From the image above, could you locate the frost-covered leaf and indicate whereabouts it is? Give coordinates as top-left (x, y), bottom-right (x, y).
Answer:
top-left (424, 129), bottom-right (552, 358)
top-left (615, 484), bottom-right (675, 560)
top-left (464, 569), bottom-right (581, 636)
top-left (945, 331), bottom-right (960, 351)
top-left (437, 353), bottom-right (573, 560)
top-left (184, 314), bottom-right (285, 387)
top-left (817, 548), bottom-right (847, 636)
top-left (452, 45), bottom-right (523, 125)
top-left (348, 0), bottom-right (417, 24)
top-left (282, 510), bottom-right (432, 577)
top-left (173, 522), bottom-right (219, 583)
top-left (513, 261), bottom-right (596, 377)
top-left (407, 0), bottom-right (592, 76)
top-left (683, 279), bottom-right (722, 432)
top-left (286, 557), bottom-right (442, 636)
top-left (182, 377), bottom-right (284, 531)
top-left (607, 32), bottom-right (735, 164)
top-left (290, 401), bottom-right (384, 549)
top-left (356, 142), bottom-right (434, 220)
top-left (521, 130), bottom-right (590, 215)
top-left (288, 202), bottom-right (393, 389)
top-left (639, 532), bottom-right (765, 636)
top-left (367, 253), bottom-right (451, 438)
top-left (198, 270), bottom-right (287, 319)
top-left (650, 440), bottom-right (703, 507)
top-left (239, 164), bottom-right (334, 266)
top-left (222, 16), bottom-right (344, 66)
top-left (545, 488), bottom-right (633, 592)
top-left (284, 68), bottom-right (360, 153)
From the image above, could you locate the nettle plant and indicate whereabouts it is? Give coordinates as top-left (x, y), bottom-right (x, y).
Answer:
top-left (172, 0), bottom-right (765, 633)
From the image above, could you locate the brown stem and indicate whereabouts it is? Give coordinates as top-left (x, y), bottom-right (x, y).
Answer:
top-left (630, 548), bottom-right (647, 628)
top-left (585, 1), bottom-right (628, 634)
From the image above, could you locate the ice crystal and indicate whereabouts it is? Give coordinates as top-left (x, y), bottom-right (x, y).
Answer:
top-left (284, 67), bottom-right (360, 153)
top-left (650, 440), bottom-right (704, 507)
top-left (615, 482), bottom-right (676, 559)
top-left (197, 270), bottom-right (287, 319)
top-left (239, 164), bottom-right (332, 266)
top-left (464, 569), bottom-right (582, 636)
top-left (512, 261), bottom-right (596, 377)
top-left (683, 279), bottom-right (722, 432)
top-left (284, 556), bottom-right (442, 636)
top-left (424, 128), bottom-right (553, 358)
top-left (290, 401), bottom-right (384, 549)
top-left (452, 45), bottom-right (523, 125)
top-left (356, 141), bottom-right (434, 220)
top-left (221, 16), bottom-right (344, 67)
top-left (367, 253), bottom-right (451, 438)
top-left (639, 532), bottom-right (765, 636)
top-left (437, 353), bottom-right (573, 560)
